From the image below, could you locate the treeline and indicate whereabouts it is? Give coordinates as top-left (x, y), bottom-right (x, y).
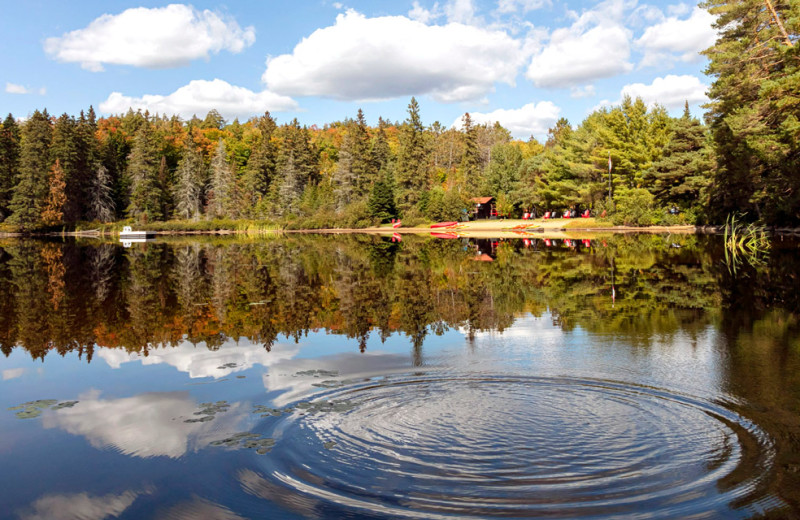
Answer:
top-left (0, 2), bottom-right (796, 230)
top-left (0, 98), bottom-right (718, 230)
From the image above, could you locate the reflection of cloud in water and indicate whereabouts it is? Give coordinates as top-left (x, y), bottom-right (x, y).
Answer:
top-left (265, 352), bottom-right (412, 407)
top-left (97, 339), bottom-right (300, 378)
top-left (19, 489), bottom-right (143, 520)
top-left (42, 390), bottom-right (245, 458)
top-left (2, 367), bottom-right (25, 380)
top-left (156, 496), bottom-right (246, 520)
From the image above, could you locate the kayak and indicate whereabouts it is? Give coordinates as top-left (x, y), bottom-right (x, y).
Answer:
top-left (430, 221), bottom-right (458, 229)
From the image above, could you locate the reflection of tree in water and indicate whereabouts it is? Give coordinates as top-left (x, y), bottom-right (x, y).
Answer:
top-left (0, 234), bottom-right (798, 366)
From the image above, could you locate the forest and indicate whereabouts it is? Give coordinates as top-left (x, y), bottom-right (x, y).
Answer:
top-left (0, 0), bottom-right (797, 231)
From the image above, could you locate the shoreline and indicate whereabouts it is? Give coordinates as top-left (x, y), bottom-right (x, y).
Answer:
top-left (3, 218), bottom-right (800, 239)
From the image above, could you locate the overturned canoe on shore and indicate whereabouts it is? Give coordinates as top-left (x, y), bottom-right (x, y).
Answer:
top-left (430, 221), bottom-right (458, 229)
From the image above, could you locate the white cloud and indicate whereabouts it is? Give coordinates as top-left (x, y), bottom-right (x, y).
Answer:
top-left (42, 390), bottom-right (247, 458)
top-left (445, 0), bottom-right (479, 24)
top-left (408, 1), bottom-right (441, 23)
top-left (97, 337), bottom-right (299, 379)
top-left (636, 7), bottom-right (717, 66)
top-left (44, 4), bottom-right (255, 71)
top-left (570, 85), bottom-right (596, 98)
top-left (497, 0), bottom-right (549, 14)
top-left (2, 367), bottom-right (25, 380)
top-left (620, 74), bottom-right (708, 109)
top-left (20, 490), bottom-right (144, 520)
top-left (99, 79), bottom-right (298, 120)
top-left (262, 10), bottom-right (523, 103)
top-left (526, 0), bottom-right (633, 88)
top-left (5, 83), bottom-right (30, 94)
top-left (453, 101), bottom-right (561, 139)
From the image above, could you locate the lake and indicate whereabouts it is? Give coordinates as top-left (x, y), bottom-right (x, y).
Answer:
top-left (1, 233), bottom-right (799, 519)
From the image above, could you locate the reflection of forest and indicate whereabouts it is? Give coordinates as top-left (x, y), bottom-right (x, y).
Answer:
top-left (0, 235), bottom-right (798, 362)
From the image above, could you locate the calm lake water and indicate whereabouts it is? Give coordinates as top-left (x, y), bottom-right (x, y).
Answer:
top-left (1, 234), bottom-right (799, 519)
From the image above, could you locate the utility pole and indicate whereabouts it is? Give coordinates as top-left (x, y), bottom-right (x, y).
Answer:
top-left (608, 151), bottom-right (613, 205)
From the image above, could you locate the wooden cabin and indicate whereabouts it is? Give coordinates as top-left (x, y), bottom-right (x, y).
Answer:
top-left (470, 197), bottom-right (496, 219)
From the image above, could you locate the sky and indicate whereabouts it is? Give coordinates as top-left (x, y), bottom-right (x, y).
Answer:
top-left (0, 0), bottom-right (717, 139)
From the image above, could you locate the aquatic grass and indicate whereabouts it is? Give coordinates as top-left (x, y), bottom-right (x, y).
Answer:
top-left (723, 213), bottom-right (770, 274)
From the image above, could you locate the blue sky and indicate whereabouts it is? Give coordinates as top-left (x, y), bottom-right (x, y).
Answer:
top-left (0, 0), bottom-right (717, 139)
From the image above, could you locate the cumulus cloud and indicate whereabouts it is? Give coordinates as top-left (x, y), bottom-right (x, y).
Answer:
top-left (5, 83), bottom-right (30, 94)
top-left (99, 79), bottom-right (297, 120)
top-left (262, 10), bottom-right (523, 103)
top-left (452, 101), bottom-right (560, 139)
top-left (620, 74), bottom-right (708, 109)
top-left (526, 0), bottom-right (633, 87)
top-left (42, 390), bottom-right (247, 458)
top-left (636, 7), bottom-right (717, 66)
top-left (44, 4), bottom-right (255, 71)
top-left (97, 338), bottom-right (299, 379)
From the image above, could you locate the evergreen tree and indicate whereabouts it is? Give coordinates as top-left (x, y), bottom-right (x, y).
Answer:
top-left (173, 136), bottom-right (206, 220)
top-left (87, 164), bottom-right (115, 222)
top-left (645, 103), bottom-right (713, 209)
top-left (126, 123), bottom-right (164, 222)
top-left (208, 140), bottom-right (237, 219)
top-left (367, 169), bottom-right (397, 222)
top-left (0, 114), bottom-right (21, 221)
top-left (274, 119), bottom-right (317, 216)
top-left (50, 114), bottom-right (81, 222)
top-left (242, 112), bottom-right (277, 211)
top-left (460, 113), bottom-right (482, 195)
top-left (395, 97), bottom-right (429, 212)
top-left (702, 0), bottom-right (800, 224)
top-left (75, 107), bottom-right (99, 220)
top-left (370, 116), bottom-right (392, 175)
top-left (42, 159), bottom-right (67, 226)
top-left (9, 110), bottom-right (52, 229)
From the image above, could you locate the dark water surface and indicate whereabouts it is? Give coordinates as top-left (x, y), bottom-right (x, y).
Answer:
top-left (1, 234), bottom-right (799, 519)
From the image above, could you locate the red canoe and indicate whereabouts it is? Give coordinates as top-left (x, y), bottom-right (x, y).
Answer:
top-left (431, 232), bottom-right (459, 239)
top-left (430, 221), bottom-right (458, 229)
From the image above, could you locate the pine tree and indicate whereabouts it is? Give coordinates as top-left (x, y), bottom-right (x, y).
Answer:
top-left (41, 159), bottom-right (67, 226)
top-left (87, 164), bottom-right (115, 222)
top-left (50, 114), bottom-right (82, 222)
top-left (645, 103), bottom-right (713, 209)
top-left (208, 140), bottom-right (237, 219)
top-left (273, 119), bottom-right (317, 216)
top-left (395, 97), bottom-right (429, 212)
top-left (333, 112), bottom-right (372, 211)
top-left (9, 110), bottom-right (52, 229)
top-left (173, 136), bottom-right (206, 220)
top-left (460, 113), bottom-right (482, 195)
top-left (702, 0), bottom-right (800, 224)
top-left (367, 170), bottom-right (397, 222)
top-left (126, 123), bottom-right (164, 222)
top-left (0, 114), bottom-right (21, 221)
top-left (242, 112), bottom-right (277, 211)
top-left (370, 117), bottom-right (392, 174)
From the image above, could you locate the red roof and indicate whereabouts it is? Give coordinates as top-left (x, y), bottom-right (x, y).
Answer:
top-left (471, 197), bottom-right (494, 204)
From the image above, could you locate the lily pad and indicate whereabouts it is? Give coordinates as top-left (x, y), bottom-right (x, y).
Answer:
top-left (323, 441), bottom-right (337, 450)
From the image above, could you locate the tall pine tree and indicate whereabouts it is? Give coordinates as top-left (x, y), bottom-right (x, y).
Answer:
top-left (126, 123), bottom-right (164, 222)
top-left (0, 114), bottom-right (21, 221)
top-left (9, 110), bottom-right (52, 229)
top-left (395, 97), bottom-right (429, 212)
top-left (702, 0), bottom-right (800, 224)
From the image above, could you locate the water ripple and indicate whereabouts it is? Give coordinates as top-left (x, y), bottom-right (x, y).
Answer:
top-left (253, 375), bottom-right (779, 518)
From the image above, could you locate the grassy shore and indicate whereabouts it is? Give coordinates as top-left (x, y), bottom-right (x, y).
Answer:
top-left (0, 217), bottom-right (715, 239)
